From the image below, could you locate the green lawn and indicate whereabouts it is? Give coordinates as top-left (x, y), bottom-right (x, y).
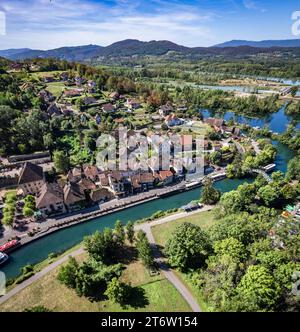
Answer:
top-left (151, 209), bottom-right (215, 312)
top-left (46, 82), bottom-right (66, 97)
top-left (152, 210), bottom-right (215, 247)
top-left (0, 249), bottom-right (191, 312)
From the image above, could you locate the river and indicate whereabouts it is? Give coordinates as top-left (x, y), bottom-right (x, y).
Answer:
top-left (1, 107), bottom-right (298, 279)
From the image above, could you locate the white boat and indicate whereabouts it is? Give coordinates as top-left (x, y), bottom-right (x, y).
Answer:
top-left (0, 252), bottom-right (9, 266)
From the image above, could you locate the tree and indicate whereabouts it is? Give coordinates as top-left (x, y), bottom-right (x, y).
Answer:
top-left (235, 265), bottom-right (280, 311)
top-left (114, 220), bottom-right (125, 246)
top-left (200, 177), bottom-right (221, 205)
top-left (165, 222), bottom-right (211, 270)
top-left (84, 229), bottom-right (116, 264)
top-left (258, 185), bottom-right (279, 206)
top-left (136, 231), bottom-right (154, 268)
top-left (209, 151), bottom-right (222, 165)
top-left (53, 150), bottom-right (70, 174)
top-left (126, 221), bottom-right (135, 244)
top-left (286, 157), bottom-right (300, 180)
top-left (214, 237), bottom-right (246, 261)
top-left (104, 277), bottom-right (128, 304)
top-left (57, 256), bottom-right (79, 289)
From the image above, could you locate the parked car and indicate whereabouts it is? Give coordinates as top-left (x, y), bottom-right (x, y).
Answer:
top-left (0, 252), bottom-right (8, 266)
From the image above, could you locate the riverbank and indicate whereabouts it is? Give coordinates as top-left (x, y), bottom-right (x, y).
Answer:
top-left (0, 182), bottom-right (187, 248)
top-left (0, 207), bottom-right (214, 311)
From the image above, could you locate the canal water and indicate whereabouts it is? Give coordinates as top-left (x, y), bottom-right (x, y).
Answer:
top-left (1, 178), bottom-right (252, 279)
top-left (1, 107), bottom-right (298, 279)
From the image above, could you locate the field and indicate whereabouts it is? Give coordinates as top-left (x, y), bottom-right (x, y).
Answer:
top-left (152, 210), bottom-right (215, 247)
top-left (0, 248), bottom-right (191, 312)
top-left (45, 82), bottom-right (66, 97)
top-left (151, 209), bottom-right (216, 312)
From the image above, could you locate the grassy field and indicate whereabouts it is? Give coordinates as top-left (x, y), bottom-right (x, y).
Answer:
top-left (46, 82), bottom-right (66, 97)
top-left (151, 210), bottom-right (215, 312)
top-left (0, 247), bottom-right (191, 312)
top-left (152, 210), bottom-right (215, 247)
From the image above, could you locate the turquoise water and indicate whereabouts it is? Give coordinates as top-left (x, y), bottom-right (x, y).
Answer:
top-left (201, 106), bottom-right (300, 134)
top-left (1, 105), bottom-right (298, 279)
top-left (1, 178), bottom-right (252, 279)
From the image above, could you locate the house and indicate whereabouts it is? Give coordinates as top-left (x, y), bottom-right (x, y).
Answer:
top-left (60, 105), bottom-right (74, 116)
top-left (82, 96), bottom-right (97, 106)
top-left (87, 80), bottom-right (96, 93)
top-left (102, 103), bottom-right (115, 113)
top-left (67, 167), bottom-right (82, 183)
top-left (140, 172), bottom-right (154, 190)
top-left (109, 92), bottom-right (120, 101)
top-left (78, 178), bottom-right (96, 192)
top-left (204, 118), bottom-right (225, 128)
top-left (9, 63), bottom-right (23, 72)
top-left (125, 99), bottom-right (140, 110)
top-left (89, 188), bottom-right (114, 204)
top-left (159, 102), bottom-right (173, 117)
top-left (46, 103), bottom-right (61, 117)
top-left (180, 135), bottom-right (193, 152)
top-left (108, 171), bottom-right (125, 197)
top-left (83, 165), bottom-right (99, 182)
top-left (64, 89), bottom-right (82, 97)
top-left (75, 76), bottom-right (85, 86)
top-left (18, 162), bottom-right (45, 195)
top-left (42, 76), bottom-right (55, 83)
top-left (39, 90), bottom-right (55, 103)
top-left (99, 173), bottom-right (110, 187)
top-left (233, 127), bottom-right (241, 136)
top-left (155, 170), bottom-right (174, 186)
top-left (164, 114), bottom-right (183, 127)
top-left (130, 174), bottom-right (142, 193)
top-left (36, 183), bottom-right (66, 215)
top-left (63, 182), bottom-right (86, 209)
top-left (60, 72), bottom-right (69, 81)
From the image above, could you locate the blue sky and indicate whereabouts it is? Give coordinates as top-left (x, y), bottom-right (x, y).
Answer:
top-left (0, 0), bottom-right (299, 49)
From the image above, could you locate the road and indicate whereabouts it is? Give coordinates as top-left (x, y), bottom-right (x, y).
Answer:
top-left (0, 248), bottom-right (84, 305)
top-left (0, 206), bottom-right (212, 310)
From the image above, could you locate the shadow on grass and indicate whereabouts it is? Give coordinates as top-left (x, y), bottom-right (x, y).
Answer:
top-left (121, 285), bottom-right (149, 309)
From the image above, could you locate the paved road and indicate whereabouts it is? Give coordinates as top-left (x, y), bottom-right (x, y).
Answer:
top-left (138, 223), bottom-right (202, 312)
top-left (0, 248), bottom-right (84, 305)
top-left (0, 207), bottom-right (212, 310)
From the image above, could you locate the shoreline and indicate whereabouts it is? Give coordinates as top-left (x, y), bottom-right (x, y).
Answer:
top-left (0, 181), bottom-right (193, 252)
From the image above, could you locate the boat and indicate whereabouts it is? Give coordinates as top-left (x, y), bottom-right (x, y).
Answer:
top-left (0, 239), bottom-right (21, 253)
top-left (0, 252), bottom-right (9, 266)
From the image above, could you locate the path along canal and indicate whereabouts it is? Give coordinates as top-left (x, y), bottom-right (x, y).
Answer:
top-left (1, 108), bottom-right (298, 279)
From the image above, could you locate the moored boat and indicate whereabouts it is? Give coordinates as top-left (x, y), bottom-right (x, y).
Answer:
top-left (0, 239), bottom-right (21, 254)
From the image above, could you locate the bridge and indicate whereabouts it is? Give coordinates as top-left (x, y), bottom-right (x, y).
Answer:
top-left (252, 169), bottom-right (272, 183)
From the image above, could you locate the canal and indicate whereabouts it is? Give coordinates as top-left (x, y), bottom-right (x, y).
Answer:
top-left (1, 107), bottom-right (298, 279)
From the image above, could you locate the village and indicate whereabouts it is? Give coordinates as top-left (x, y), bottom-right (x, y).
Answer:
top-left (0, 66), bottom-right (280, 248)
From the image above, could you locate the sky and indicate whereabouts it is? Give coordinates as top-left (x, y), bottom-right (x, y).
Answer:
top-left (0, 0), bottom-right (299, 49)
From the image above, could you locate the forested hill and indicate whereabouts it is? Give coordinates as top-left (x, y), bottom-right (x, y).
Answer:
top-left (1, 39), bottom-right (300, 62)
top-left (214, 39), bottom-right (300, 48)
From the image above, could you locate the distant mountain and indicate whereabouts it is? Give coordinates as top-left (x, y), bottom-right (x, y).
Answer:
top-left (96, 39), bottom-right (189, 57)
top-left (214, 39), bottom-right (300, 48)
top-left (1, 39), bottom-right (300, 62)
top-left (0, 48), bottom-right (32, 58)
top-left (0, 45), bottom-right (103, 61)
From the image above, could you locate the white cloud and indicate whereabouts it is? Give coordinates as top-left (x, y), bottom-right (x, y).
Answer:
top-left (0, 0), bottom-right (215, 49)
top-left (243, 0), bottom-right (266, 12)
